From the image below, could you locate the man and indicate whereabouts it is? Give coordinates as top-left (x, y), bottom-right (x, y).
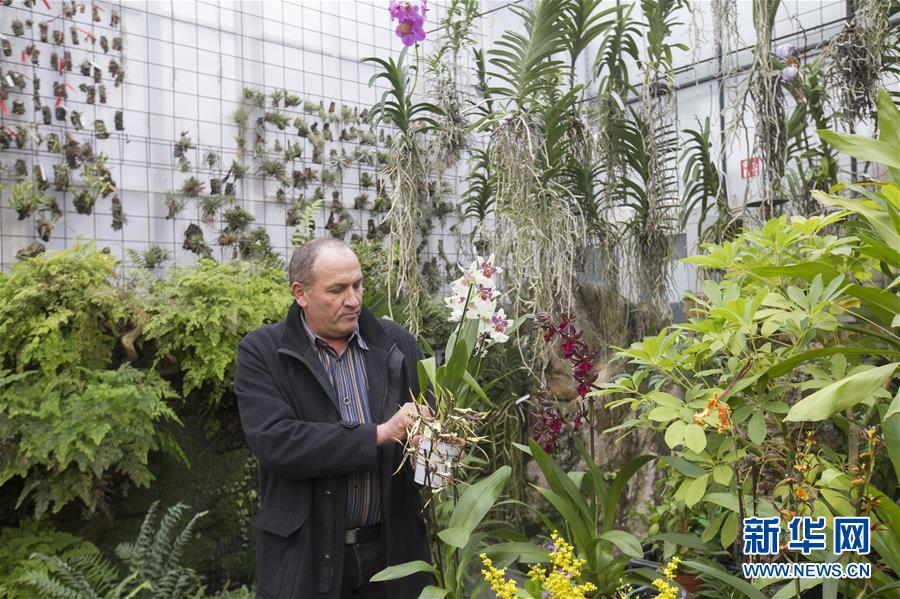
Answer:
top-left (235, 238), bottom-right (432, 599)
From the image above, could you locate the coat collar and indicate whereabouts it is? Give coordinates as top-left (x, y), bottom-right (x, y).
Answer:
top-left (277, 302), bottom-right (394, 420)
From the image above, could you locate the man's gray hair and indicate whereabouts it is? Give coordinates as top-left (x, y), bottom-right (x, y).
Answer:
top-left (288, 238), bottom-right (353, 286)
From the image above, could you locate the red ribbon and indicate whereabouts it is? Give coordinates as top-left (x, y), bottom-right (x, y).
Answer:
top-left (42, 0), bottom-right (51, 9)
top-left (55, 95), bottom-right (63, 107)
top-left (0, 98), bottom-right (7, 114)
top-left (21, 50), bottom-right (26, 62)
top-left (76, 27), bottom-right (96, 41)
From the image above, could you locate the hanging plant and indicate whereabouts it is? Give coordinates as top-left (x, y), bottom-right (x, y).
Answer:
top-left (353, 193), bottom-right (370, 210)
top-left (110, 196), bottom-right (126, 231)
top-left (94, 119), bottom-right (109, 140)
top-left (181, 176), bottom-right (205, 197)
top-left (164, 192), bottom-right (187, 219)
top-left (257, 159), bottom-right (285, 182)
top-left (53, 162), bottom-right (69, 191)
top-left (182, 223), bottom-right (212, 258)
top-left (73, 190), bottom-right (95, 214)
top-left (197, 195), bottom-right (226, 225)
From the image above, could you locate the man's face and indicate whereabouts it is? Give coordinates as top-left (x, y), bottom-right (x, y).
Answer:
top-left (292, 246), bottom-right (364, 342)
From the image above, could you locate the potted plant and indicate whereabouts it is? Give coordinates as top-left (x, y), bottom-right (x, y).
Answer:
top-left (404, 255), bottom-right (519, 488)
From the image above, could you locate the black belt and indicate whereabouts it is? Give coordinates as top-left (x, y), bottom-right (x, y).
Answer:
top-left (345, 523), bottom-right (381, 545)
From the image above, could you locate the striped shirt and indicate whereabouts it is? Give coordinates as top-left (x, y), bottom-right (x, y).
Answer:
top-left (300, 311), bottom-right (380, 527)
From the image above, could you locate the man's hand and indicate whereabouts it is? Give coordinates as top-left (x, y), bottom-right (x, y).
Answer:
top-left (377, 402), bottom-right (432, 446)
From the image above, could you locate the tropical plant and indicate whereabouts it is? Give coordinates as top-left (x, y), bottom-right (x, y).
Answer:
top-left (23, 502), bottom-right (207, 599)
top-left (0, 245), bottom-right (179, 518)
top-left (143, 260), bottom-right (291, 407)
top-left (593, 91), bottom-right (900, 598)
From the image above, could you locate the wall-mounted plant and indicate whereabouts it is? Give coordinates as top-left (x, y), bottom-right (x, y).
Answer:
top-left (164, 192), bottom-right (187, 219)
top-left (182, 223), bottom-right (212, 258)
top-left (209, 178), bottom-right (222, 195)
top-left (53, 162), bottom-right (69, 191)
top-left (93, 119), bottom-right (109, 139)
top-left (99, 84), bottom-right (107, 104)
top-left (284, 93), bottom-right (301, 108)
top-left (41, 106), bottom-right (51, 125)
top-left (72, 189), bottom-right (94, 214)
top-left (359, 172), bottom-right (374, 189)
top-left (322, 122), bottom-right (333, 142)
top-left (303, 99), bottom-right (320, 114)
top-left (229, 159), bottom-right (247, 180)
top-left (222, 206), bottom-right (254, 232)
top-left (174, 131), bottom-right (194, 172)
top-left (257, 159), bottom-right (285, 182)
top-left (270, 89), bottom-right (285, 107)
top-left (111, 37), bottom-right (122, 52)
top-left (283, 140), bottom-right (302, 161)
top-left (28, 45), bottom-right (40, 65)
top-left (292, 167), bottom-right (316, 189)
top-left (55, 105), bottom-right (66, 122)
top-left (12, 100), bottom-right (25, 115)
top-left (46, 132), bottom-right (61, 153)
top-left (79, 60), bottom-right (92, 76)
top-left (359, 129), bottom-right (377, 146)
top-left (110, 195), bottom-right (126, 230)
top-left (310, 132), bottom-right (325, 163)
top-left (63, 51), bottom-right (72, 71)
top-left (325, 208), bottom-right (353, 240)
top-left (35, 213), bottom-right (59, 241)
top-left (108, 59), bottom-right (124, 86)
top-left (14, 126), bottom-right (28, 149)
top-left (330, 190), bottom-right (341, 209)
top-left (272, 138), bottom-right (283, 153)
top-left (319, 168), bottom-right (336, 187)
top-left (70, 110), bottom-right (83, 130)
top-left (180, 176), bottom-right (205, 197)
top-left (353, 193), bottom-right (370, 210)
top-left (2, 38), bottom-right (11, 56)
top-left (294, 116), bottom-right (309, 137)
top-left (238, 227), bottom-right (274, 260)
top-left (39, 21), bottom-right (48, 42)
top-left (82, 153), bottom-right (116, 199)
top-left (243, 86), bottom-right (265, 108)
top-left (100, 35), bottom-right (108, 53)
top-left (3, 180), bottom-right (55, 220)
top-left (114, 110), bottom-right (123, 130)
top-left (11, 19), bottom-right (24, 36)
top-left (110, 10), bottom-right (120, 27)
top-left (264, 111), bottom-right (290, 130)
top-left (340, 104), bottom-right (356, 124)
top-left (197, 195), bottom-right (226, 225)
top-left (52, 29), bottom-right (64, 44)
top-left (311, 186), bottom-right (325, 202)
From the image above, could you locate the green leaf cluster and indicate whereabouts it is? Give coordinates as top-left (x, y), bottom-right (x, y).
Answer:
top-left (143, 260), bottom-right (291, 405)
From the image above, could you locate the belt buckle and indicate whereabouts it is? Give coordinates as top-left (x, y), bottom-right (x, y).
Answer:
top-left (345, 527), bottom-right (359, 544)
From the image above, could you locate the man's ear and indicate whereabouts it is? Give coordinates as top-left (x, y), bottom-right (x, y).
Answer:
top-left (291, 281), bottom-right (308, 307)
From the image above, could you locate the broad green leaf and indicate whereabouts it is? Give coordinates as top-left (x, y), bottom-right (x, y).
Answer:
top-left (371, 560), bottom-right (437, 582)
top-left (603, 455), bottom-right (653, 533)
top-left (648, 406), bottom-right (680, 422)
top-left (662, 455), bottom-right (705, 477)
top-left (748, 411), bottom-right (766, 444)
top-left (702, 512), bottom-right (726, 543)
top-left (720, 512), bottom-right (739, 548)
top-left (527, 439), bottom-right (592, 522)
top-left (817, 130), bottom-right (900, 169)
top-left (481, 542), bottom-right (551, 564)
top-left (684, 423), bottom-right (707, 453)
top-left (785, 363), bottom-right (898, 421)
top-left (441, 466), bottom-right (511, 548)
top-left (684, 474), bottom-right (708, 508)
top-left (760, 348), bottom-right (900, 385)
top-left (664, 420), bottom-right (685, 449)
top-left (883, 400), bottom-right (900, 482)
top-left (648, 390), bottom-right (683, 409)
top-left (712, 465), bottom-right (733, 485)
top-left (599, 530), bottom-right (643, 559)
top-left (648, 532), bottom-right (709, 551)
top-left (418, 586), bottom-right (449, 599)
top-left (705, 493), bottom-right (778, 518)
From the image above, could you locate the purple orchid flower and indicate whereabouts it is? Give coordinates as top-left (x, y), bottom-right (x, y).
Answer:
top-left (389, 0), bottom-right (428, 46)
top-left (781, 65), bottom-right (799, 81)
top-left (775, 43), bottom-right (796, 60)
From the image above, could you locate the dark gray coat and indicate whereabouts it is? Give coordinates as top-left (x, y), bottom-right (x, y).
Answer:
top-left (235, 303), bottom-right (431, 598)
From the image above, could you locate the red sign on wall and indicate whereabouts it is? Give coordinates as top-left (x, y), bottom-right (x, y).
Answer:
top-left (741, 157), bottom-right (761, 179)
